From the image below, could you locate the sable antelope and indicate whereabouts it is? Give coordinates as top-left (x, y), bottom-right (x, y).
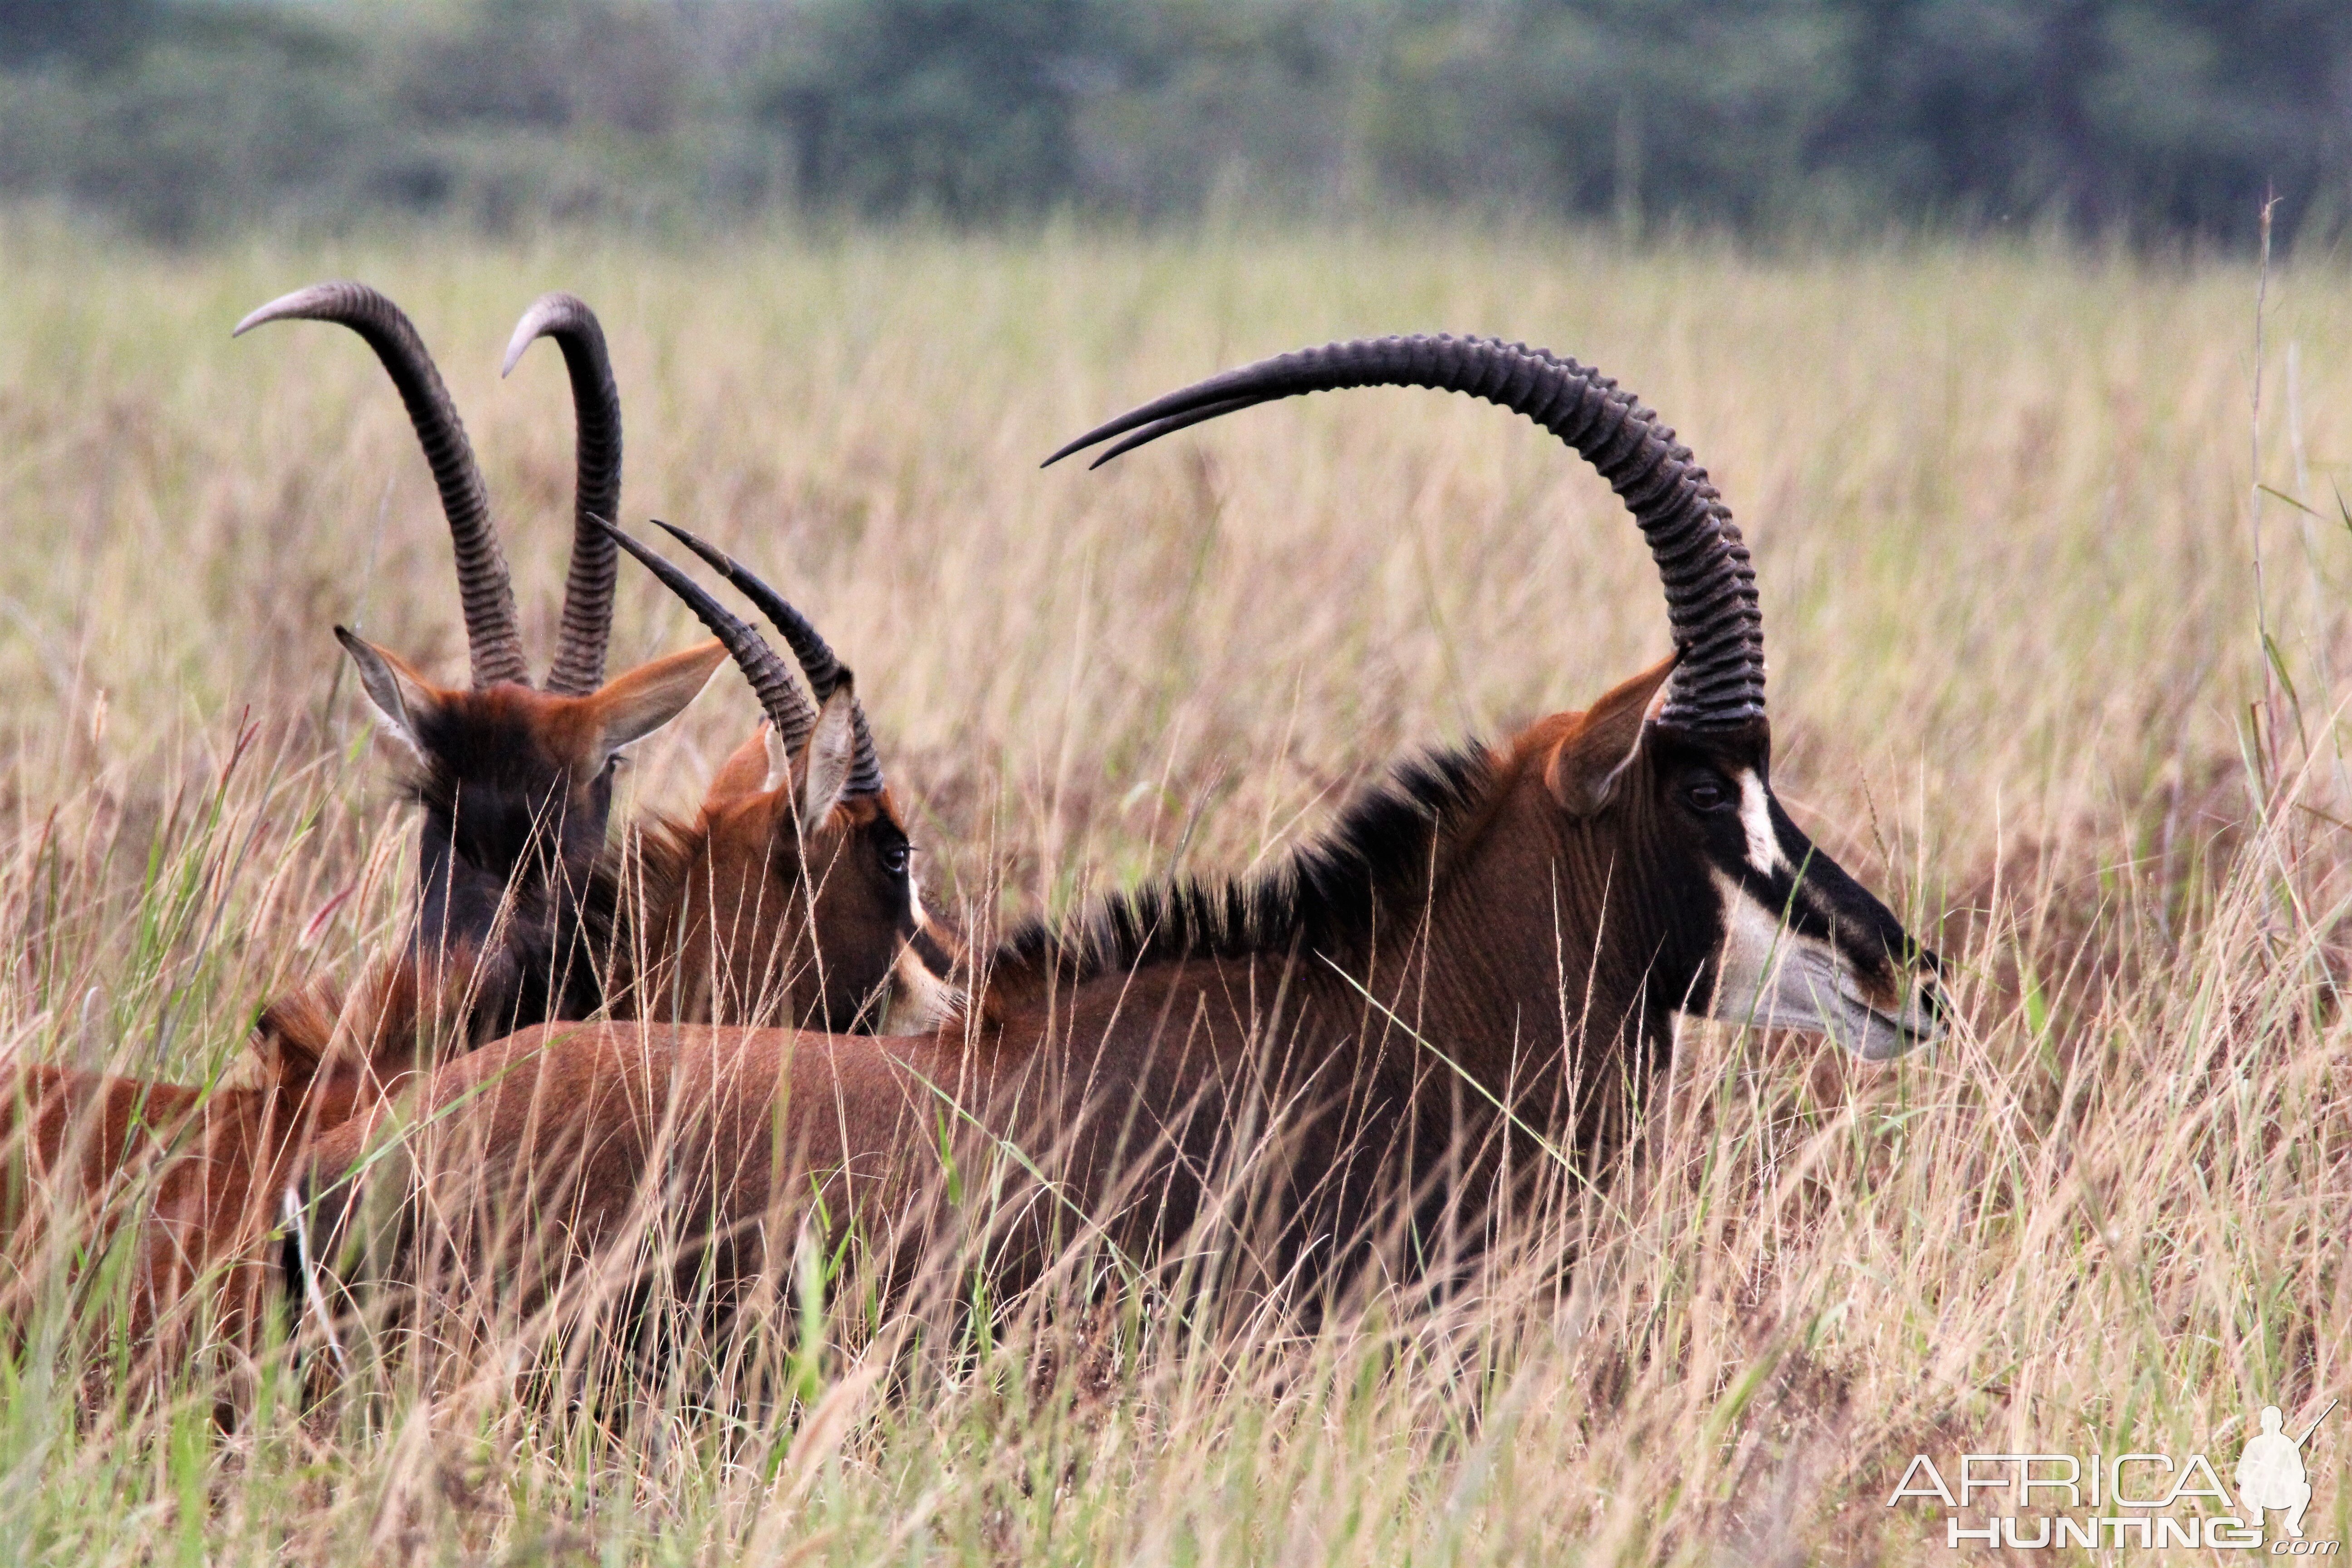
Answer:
top-left (237, 287), bottom-right (951, 1064)
top-left (0, 978), bottom-right (451, 1376)
top-left (292, 336), bottom-right (1943, 1331)
top-left (0, 292), bottom-right (721, 1377)
top-left (3, 283), bottom-right (969, 1395)
top-left (235, 283), bottom-right (725, 1054)
top-left (0, 540), bottom-right (943, 1377)
top-left (553, 518), bottom-right (956, 1035)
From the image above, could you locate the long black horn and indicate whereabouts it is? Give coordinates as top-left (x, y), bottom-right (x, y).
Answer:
top-left (503, 292), bottom-right (621, 698)
top-left (595, 520), bottom-right (820, 755)
top-left (1044, 335), bottom-right (1765, 730)
top-left (652, 522), bottom-right (885, 798)
top-left (235, 282), bottom-right (529, 690)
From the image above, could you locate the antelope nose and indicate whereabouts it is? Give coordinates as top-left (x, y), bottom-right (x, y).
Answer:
top-left (1897, 946), bottom-right (1948, 1037)
top-left (1916, 944), bottom-right (1946, 1003)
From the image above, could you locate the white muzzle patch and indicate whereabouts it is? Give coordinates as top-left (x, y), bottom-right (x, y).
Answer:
top-left (876, 886), bottom-right (964, 1036)
top-left (1705, 871), bottom-right (1939, 1060)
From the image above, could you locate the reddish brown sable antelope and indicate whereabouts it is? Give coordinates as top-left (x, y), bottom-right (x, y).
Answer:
top-left (0, 285), bottom-right (693, 1378)
top-left (0, 286), bottom-right (938, 1377)
top-left (295, 335), bottom-right (1943, 1323)
top-left (0, 536), bottom-right (942, 1376)
top-left (580, 518), bottom-right (956, 1034)
top-left (236, 283), bottom-right (724, 1051)
top-left (0, 982), bottom-right (441, 1374)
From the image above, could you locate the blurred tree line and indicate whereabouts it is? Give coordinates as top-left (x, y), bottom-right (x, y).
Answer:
top-left (0, 0), bottom-right (2344, 245)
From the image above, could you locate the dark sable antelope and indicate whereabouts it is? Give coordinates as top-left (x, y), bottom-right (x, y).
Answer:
top-left (234, 282), bottom-right (726, 1062)
top-left (294, 335), bottom-right (1943, 1326)
top-left (0, 528), bottom-right (943, 1374)
top-left (234, 288), bottom-right (950, 1063)
top-left (0, 286), bottom-right (715, 1371)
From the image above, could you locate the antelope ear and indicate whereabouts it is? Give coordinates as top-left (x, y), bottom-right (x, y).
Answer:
top-left (761, 723), bottom-right (793, 795)
top-left (1544, 652), bottom-right (1679, 817)
top-left (336, 627), bottom-right (439, 759)
top-left (700, 725), bottom-right (775, 808)
top-left (586, 639), bottom-right (728, 760)
top-left (798, 685), bottom-right (857, 833)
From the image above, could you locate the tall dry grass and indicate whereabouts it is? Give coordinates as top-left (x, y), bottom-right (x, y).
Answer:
top-left (0, 214), bottom-right (2347, 1563)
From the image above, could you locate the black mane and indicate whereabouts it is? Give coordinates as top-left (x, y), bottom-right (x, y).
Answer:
top-left (989, 743), bottom-right (1495, 995)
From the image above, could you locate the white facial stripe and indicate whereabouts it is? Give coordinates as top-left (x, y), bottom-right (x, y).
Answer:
top-left (1737, 769), bottom-right (1787, 875)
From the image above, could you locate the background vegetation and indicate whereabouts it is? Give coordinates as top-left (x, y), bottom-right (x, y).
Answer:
top-left (0, 219), bottom-right (2346, 1560)
top-left (0, 0), bottom-right (2346, 245)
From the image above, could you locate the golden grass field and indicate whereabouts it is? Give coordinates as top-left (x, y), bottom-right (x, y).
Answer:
top-left (0, 216), bottom-right (2347, 1563)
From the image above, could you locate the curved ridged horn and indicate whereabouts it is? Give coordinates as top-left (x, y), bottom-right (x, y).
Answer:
top-left (503, 292), bottom-right (621, 698)
top-left (1043, 335), bottom-right (1765, 730)
top-left (652, 522), bottom-right (885, 798)
top-left (594, 520), bottom-right (821, 756)
top-left (234, 282), bottom-right (529, 690)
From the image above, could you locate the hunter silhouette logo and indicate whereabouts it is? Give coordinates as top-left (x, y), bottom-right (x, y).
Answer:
top-left (2240, 1401), bottom-right (2334, 1542)
top-left (1886, 1398), bottom-right (2337, 1551)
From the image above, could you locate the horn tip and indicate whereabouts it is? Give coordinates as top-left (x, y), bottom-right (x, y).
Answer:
top-left (599, 521), bottom-right (651, 559)
top-left (500, 291), bottom-right (580, 376)
top-left (652, 520), bottom-right (736, 577)
top-left (231, 281), bottom-right (363, 338)
top-left (230, 298), bottom-right (302, 338)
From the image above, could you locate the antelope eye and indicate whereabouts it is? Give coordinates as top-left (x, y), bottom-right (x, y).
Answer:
top-left (881, 842), bottom-right (911, 877)
top-left (1684, 775), bottom-right (1733, 813)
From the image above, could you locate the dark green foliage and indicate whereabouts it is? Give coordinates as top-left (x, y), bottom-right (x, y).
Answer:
top-left (1819, 0), bottom-right (2352, 235)
top-left (0, 7), bottom-right (387, 242)
top-left (397, 0), bottom-right (686, 137)
top-left (0, 0), bottom-right (159, 69)
top-left (1, 0), bottom-right (2346, 244)
top-left (758, 0), bottom-right (1096, 218)
top-left (1370, 1), bottom-right (1853, 232)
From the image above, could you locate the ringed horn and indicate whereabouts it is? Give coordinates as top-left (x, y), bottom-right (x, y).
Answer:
top-left (1043, 334), bottom-right (1766, 731)
top-left (234, 283), bottom-right (632, 698)
top-left (503, 292), bottom-right (622, 697)
top-left (596, 520), bottom-right (887, 799)
top-left (234, 283), bottom-right (529, 691)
